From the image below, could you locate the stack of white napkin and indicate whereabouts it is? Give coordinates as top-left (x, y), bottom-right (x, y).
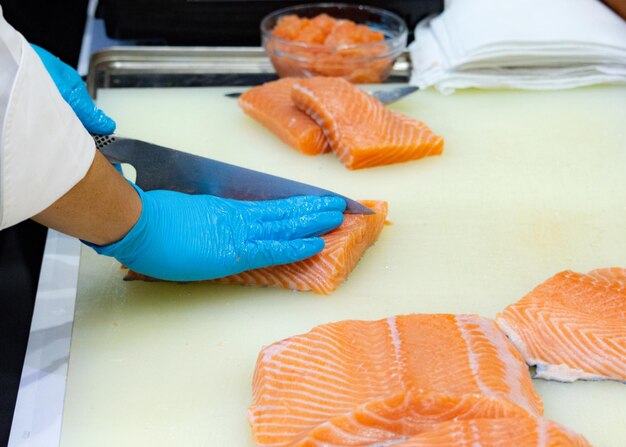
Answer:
top-left (409, 0), bottom-right (626, 93)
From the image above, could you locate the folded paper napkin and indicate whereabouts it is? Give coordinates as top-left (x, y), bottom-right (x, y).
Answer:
top-left (409, 0), bottom-right (626, 93)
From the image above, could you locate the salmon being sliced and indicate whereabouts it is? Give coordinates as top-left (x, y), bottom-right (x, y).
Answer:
top-left (238, 78), bottom-right (330, 155)
top-left (390, 416), bottom-right (591, 447)
top-left (210, 200), bottom-right (387, 294)
top-left (125, 200), bottom-right (388, 295)
top-left (496, 268), bottom-right (626, 382)
top-left (291, 77), bottom-right (444, 170)
top-left (249, 314), bottom-right (543, 446)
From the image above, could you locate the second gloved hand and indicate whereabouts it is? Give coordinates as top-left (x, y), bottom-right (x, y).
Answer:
top-left (31, 44), bottom-right (115, 135)
top-left (90, 186), bottom-right (346, 281)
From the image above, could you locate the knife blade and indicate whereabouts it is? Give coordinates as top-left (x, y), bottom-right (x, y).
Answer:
top-left (93, 135), bottom-right (374, 215)
top-left (225, 85), bottom-right (418, 105)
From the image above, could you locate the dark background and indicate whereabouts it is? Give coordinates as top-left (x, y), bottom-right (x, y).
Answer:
top-left (0, 1), bottom-right (89, 444)
top-left (97, 0), bottom-right (444, 45)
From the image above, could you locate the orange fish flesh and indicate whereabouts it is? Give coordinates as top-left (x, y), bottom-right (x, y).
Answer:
top-left (125, 200), bottom-right (387, 295)
top-left (291, 77), bottom-right (444, 170)
top-left (238, 78), bottom-right (330, 155)
top-left (248, 313), bottom-right (543, 446)
top-left (497, 268), bottom-right (626, 382)
top-left (388, 416), bottom-right (591, 447)
top-left (210, 200), bottom-right (387, 294)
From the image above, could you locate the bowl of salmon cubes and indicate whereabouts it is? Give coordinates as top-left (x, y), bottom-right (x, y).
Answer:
top-left (261, 3), bottom-right (408, 83)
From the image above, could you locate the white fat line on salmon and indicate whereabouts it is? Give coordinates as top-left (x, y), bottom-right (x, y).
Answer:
top-left (261, 365), bottom-right (368, 397)
top-left (359, 396), bottom-right (411, 425)
top-left (476, 316), bottom-right (539, 415)
top-left (537, 417), bottom-right (548, 447)
top-left (261, 339), bottom-right (292, 362)
top-left (314, 415), bottom-right (394, 445)
top-left (386, 316), bottom-right (404, 381)
top-left (251, 413), bottom-right (332, 424)
top-left (501, 305), bottom-right (620, 381)
top-left (239, 267), bottom-right (301, 289)
top-left (262, 374), bottom-right (362, 401)
top-left (284, 340), bottom-right (359, 366)
top-left (292, 83), bottom-right (341, 148)
top-left (276, 342), bottom-right (384, 378)
top-left (291, 330), bottom-right (370, 363)
top-left (366, 439), bottom-right (410, 447)
top-left (469, 420), bottom-right (482, 447)
top-left (494, 316), bottom-right (533, 363)
top-left (456, 315), bottom-right (496, 400)
top-left (253, 402), bottom-right (346, 421)
top-left (535, 311), bottom-right (604, 372)
top-left (260, 383), bottom-right (360, 409)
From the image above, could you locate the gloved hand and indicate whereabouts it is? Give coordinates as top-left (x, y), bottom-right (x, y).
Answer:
top-left (89, 185), bottom-right (346, 281)
top-left (31, 44), bottom-right (116, 135)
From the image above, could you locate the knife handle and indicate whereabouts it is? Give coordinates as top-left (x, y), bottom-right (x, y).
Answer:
top-left (93, 134), bottom-right (117, 151)
top-left (92, 134), bottom-right (126, 165)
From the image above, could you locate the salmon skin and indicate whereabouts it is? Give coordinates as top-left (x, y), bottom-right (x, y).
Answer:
top-left (291, 77), bottom-right (444, 170)
top-left (248, 313), bottom-right (544, 446)
top-left (388, 416), bottom-right (591, 447)
top-left (497, 268), bottom-right (626, 382)
top-left (125, 200), bottom-right (388, 295)
top-left (238, 78), bottom-right (330, 156)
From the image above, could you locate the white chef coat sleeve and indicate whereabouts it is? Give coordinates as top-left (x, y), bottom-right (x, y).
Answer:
top-left (0, 6), bottom-right (96, 230)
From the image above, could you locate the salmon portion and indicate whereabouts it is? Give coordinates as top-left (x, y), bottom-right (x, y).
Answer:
top-left (238, 78), bottom-right (330, 155)
top-left (272, 13), bottom-right (384, 45)
top-left (497, 268), bottom-right (626, 382)
top-left (291, 77), bottom-right (444, 170)
top-left (391, 417), bottom-right (591, 447)
top-left (249, 314), bottom-right (543, 446)
top-left (125, 200), bottom-right (388, 295)
top-left (210, 200), bottom-right (387, 294)
top-left (268, 14), bottom-right (391, 83)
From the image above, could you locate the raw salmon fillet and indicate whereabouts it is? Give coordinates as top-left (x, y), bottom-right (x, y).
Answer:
top-left (497, 268), bottom-right (626, 382)
top-left (291, 77), bottom-right (444, 170)
top-left (390, 416), bottom-right (591, 447)
top-left (210, 200), bottom-right (387, 294)
top-left (238, 78), bottom-right (330, 155)
top-left (125, 200), bottom-right (388, 295)
top-left (248, 314), bottom-right (543, 446)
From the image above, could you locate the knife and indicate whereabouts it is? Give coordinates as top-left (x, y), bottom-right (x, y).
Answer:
top-left (225, 85), bottom-right (418, 105)
top-left (93, 135), bottom-right (374, 215)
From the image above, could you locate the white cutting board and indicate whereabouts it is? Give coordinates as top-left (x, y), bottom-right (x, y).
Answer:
top-left (60, 85), bottom-right (626, 446)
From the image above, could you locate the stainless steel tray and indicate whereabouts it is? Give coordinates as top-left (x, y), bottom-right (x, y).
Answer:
top-left (86, 46), bottom-right (412, 97)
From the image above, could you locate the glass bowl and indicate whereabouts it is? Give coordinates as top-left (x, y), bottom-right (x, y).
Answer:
top-left (261, 3), bottom-right (408, 83)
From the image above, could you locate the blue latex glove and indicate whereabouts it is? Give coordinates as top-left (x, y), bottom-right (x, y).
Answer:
top-left (31, 44), bottom-right (116, 135)
top-left (89, 185), bottom-right (346, 281)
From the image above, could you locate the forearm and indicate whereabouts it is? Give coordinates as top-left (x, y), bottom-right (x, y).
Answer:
top-left (603, 0), bottom-right (626, 20)
top-left (33, 151), bottom-right (142, 245)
